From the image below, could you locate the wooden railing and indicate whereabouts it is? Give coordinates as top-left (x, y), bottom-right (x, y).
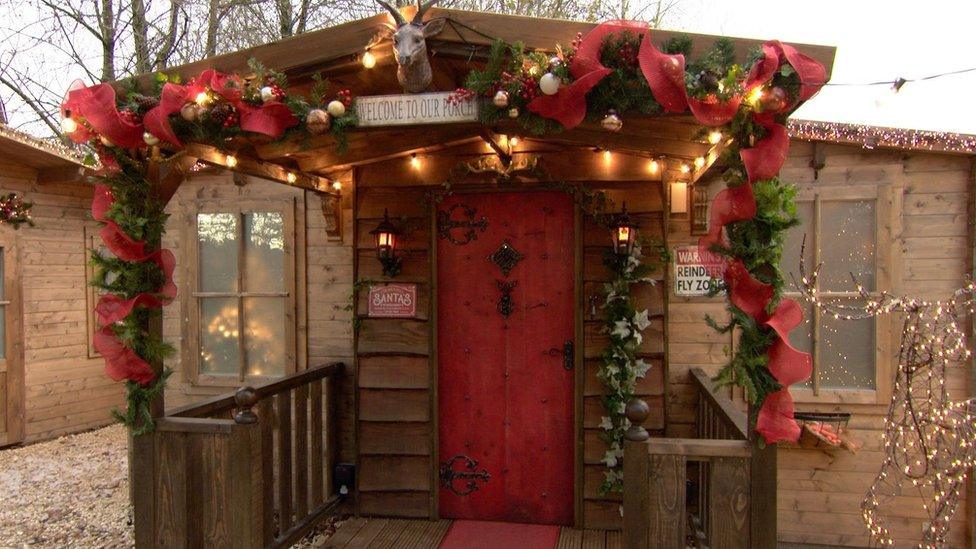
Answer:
top-left (623, 368), bottom-right (777, 549)
top-left (131, 362), bottom-right (345, 548)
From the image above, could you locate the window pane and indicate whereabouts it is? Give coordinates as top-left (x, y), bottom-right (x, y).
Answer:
top-left (819, 201), bottom-right (875, 291)
top-left (243, 212), bottom-right (285, 293)
top-left (787, 302), bottom-right (814, 389)
top-left (820, 297), bottom-right (875, 389)
top-left (198, 213), bottom-right (239, 293)
top-left (780, 201), bottom-right (814, 291)
top-left (200, 297), bottom-right (240, 375)
top-left (244, 297), bottom-right (285, 377)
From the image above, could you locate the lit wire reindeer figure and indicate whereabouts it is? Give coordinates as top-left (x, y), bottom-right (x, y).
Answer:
top-left (794, 238), bottom-right (975, 547)
top-left (375, 0), bottom-right (446, 93)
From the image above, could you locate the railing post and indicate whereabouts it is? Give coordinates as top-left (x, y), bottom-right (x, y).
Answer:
top-left (748, 405), bottom-right (778, 548)
top-left (229, 387), bottom-right (265, 549)
top-left (624, 398), bottom-right (651, 549)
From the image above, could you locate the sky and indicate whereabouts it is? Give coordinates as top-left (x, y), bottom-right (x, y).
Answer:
top-left (664, 0), bottom-right (976, 133)
top-left (1, 0), bottom-right (975, 135)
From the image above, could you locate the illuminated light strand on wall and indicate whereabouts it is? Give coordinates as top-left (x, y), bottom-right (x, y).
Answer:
top-left (788, 119), bottom-right (976, 155)
top-left (0, 124), bottom-right (88, 165)
top-left (795, 241), bottom-right (976, 547)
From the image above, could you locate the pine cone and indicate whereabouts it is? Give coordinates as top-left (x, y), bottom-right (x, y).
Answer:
top-left (131, 94), bottom-right (159, 112)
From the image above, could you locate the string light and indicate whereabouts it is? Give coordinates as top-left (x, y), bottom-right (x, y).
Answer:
top-left (746, 86), bottom-right (764, 106)
top-left (693, 156), bottom-right (705, 170)
top-left (788, 119), bottom-right (976, 155)
top-left (224, 154), bottom-right (238, 168)
top-left (647, 159), bottom-right (659, 174)
top-left (707, 130), bottom-right (723, 145)
top-left (331, 181), bottom-right (342, 191)
top-left (509, 136), bottom-right (519, 147)
top-left (680, 163), bottom-right (690, 174)
top-left (796, 242), bottom-right (976, 547)
top-left (602, 149), bottom-right (612, 163)
top-left (362, 49), bottom-right (376, 69)
top-left (195, 91), bottom-right (212, 106)
top-left (286, 172), bottom-right (297, 184)
top-left (410, 153), bottom-right (420, 169)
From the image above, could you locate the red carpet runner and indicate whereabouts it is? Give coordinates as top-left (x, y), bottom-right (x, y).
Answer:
top-left (438, 520), bottom-right (561, 549)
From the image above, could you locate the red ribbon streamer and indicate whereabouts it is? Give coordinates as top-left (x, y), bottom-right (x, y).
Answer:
top-left (62, 83), bottom-right (144, 149)
top-left (93, 326), bottom-right (156, 386)
top-left (143, 83), bottom-right (189, 147)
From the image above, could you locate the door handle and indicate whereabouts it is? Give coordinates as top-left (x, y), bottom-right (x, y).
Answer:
top-left (562, 340), bottom-right (574, 371)
top-left (546, 340), bottom-right (574, 371)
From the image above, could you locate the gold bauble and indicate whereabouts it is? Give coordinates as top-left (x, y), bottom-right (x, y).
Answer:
top-left (306, 109), bottom-right (332, 135)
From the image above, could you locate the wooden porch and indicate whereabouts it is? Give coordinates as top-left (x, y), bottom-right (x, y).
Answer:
top-left (325, 518), bottom-right (624, 549)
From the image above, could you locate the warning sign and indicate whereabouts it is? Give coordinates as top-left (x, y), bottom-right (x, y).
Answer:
top-left (367, 283), bottom-right (418, 317)
top-left (673, 246), bottom-right (727, 297)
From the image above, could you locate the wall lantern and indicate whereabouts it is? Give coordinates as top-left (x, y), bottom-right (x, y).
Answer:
top-left (670, 181), bottom-right (689, 214)
top-left (610, 202), bottom-right (639, 257)
top-left (370, 209), bottom-right (402, 277)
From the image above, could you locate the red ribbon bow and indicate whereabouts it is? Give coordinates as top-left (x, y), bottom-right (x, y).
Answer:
top-left (61, 81), bottom-right (145, 149)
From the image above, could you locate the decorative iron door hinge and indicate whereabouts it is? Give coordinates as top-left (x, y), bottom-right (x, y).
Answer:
top-left (437, 203), bottom-right (488, 245)
top-left (440, 455), bottom-right (491, 496)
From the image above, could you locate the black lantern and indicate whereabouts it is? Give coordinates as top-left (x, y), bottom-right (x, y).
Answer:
top-left (610, 202), bottom-right (638, 257)
top-left (370, 209), bottom-right (402, 277)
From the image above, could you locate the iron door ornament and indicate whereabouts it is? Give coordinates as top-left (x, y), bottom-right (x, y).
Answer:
top-left (440, 454), bottom-right (491, 496)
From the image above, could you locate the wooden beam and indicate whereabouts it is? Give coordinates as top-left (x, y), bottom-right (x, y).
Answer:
top-left (256, 125), bottom-right (482, 172)
top-left (152, 152), bottom-right (199, 205)
top-left (36, 164), bottom-right (85, 184)
top-left (182, 143), bottom-right (337, 196)
top-left (355, 147), bottom-right (664, 186)
top-left (479, 130), bottom-right (512, 166)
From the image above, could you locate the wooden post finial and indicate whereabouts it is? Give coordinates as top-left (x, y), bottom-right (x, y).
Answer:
top-left (233, 386), bottom-right (259, 424)
top-left (624, 398), bottom-right (650, 441)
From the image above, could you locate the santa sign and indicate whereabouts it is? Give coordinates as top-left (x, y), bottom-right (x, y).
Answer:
top-left (367, 283), bottom-right (418, 317)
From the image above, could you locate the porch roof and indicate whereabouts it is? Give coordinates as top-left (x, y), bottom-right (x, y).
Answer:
top-left (131, 9), bottom-right (836, 187)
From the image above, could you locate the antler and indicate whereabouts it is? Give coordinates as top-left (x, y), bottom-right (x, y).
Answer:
top-left (375, 0), bottom-right (407, 26)
top-left (413, 0), bottom-right (440, 24)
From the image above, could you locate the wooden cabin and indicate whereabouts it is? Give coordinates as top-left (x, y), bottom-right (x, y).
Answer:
top-left (0, 125), bottom-right (117, 445)
top-left (106, 9), bottom-right (975, 549)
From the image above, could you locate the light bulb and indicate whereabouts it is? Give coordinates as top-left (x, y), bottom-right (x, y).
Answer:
top-left (707, 131), bottom-right (722, 145)
top-left (332, 181), bottom-right (343, 191)
top-left (602, 150), bottom-right (612, 163)
top-left (648, 159), bottom-right (659, 173)
top-left (195, 91), bottom-right (212, 106)
top-left (286, 172), bottom-right (297, 183)
top-left (225, 154), bottom-right (238, 168)
top-left (362, 50), bottom-right (376, 69)
top-left (60, 117), bottom-right (78, 133)
top-left (410, 154), bottom-right (420, 169)
top-left (680, 163), bottom-right (690, 173)
top-left (694, 156), bottom-right (705, 169)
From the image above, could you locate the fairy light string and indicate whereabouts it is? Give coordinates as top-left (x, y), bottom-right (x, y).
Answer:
top-left (795, 240), bottom-right (976, 547)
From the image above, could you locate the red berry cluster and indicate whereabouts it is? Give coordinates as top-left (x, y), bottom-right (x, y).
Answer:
top-left (446, 87), bottom-right (476, 106)
top-left (617, 43), bottom-right (639, 67)
top-left (518, 77), bottom-right (538, 101)
top-left (335, 89), bottom-right (353, 107)
top-left (265, 82), bottom-right (286, 101)
top-left (222, 109), bottom-right (239, 128)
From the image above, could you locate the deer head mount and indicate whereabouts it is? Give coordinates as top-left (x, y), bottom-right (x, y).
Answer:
top-left (376, 0), bottom-right (445, 93)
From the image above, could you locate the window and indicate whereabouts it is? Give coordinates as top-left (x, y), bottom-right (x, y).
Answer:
top-left (190, 200), bottom-right (297, 384)
top-left (780, 186), bottom-right (890, 402)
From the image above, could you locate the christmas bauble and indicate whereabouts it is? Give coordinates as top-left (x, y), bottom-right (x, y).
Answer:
top-left (306, 109), bottom-right (332, 135)
top-left (327, 100), bottom-right (346, 117)
top-left (539, 72), bottom-right (561, 95)
top-left (601, 111), bottom-right (623, 132)
top-left (180, 103), bottom-right (200, 122)
top-left (493, 90), bottom-right (509, 108)
top-left (508, 107), bottom-right (519, 118)
top-left (143, 132), bottom-right (160, 146)
top-left (60, 117), bottom-right (78, 134)
top-left (549, 56), bottom-right (563, 68)
top-left (260, 86), bottom-right (276, 102)
top-left (760, 87), bottom-right (788, 112)
top-left (99, 135), bottom-right (114, 147)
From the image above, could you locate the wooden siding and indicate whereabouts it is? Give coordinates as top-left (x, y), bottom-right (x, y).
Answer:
top-left (161, 171), bottom-right (357, 463)
top-left (668, 143), bottom-right (974, 547)
top-left (0, 158), bottom-right (123, 443)
top-left (351, 147), bottom-right (668, 529)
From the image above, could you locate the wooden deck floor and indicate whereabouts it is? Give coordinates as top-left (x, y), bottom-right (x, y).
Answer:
top-left (325, 518), bottom-right (620, 549)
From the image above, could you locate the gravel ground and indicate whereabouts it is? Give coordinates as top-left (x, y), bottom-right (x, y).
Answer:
top-left (0, 424), bottom-right (345, 548)
top-left (0, 424), bottom-right (132, 548)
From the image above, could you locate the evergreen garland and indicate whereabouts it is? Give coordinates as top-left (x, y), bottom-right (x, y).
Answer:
top-left (597, 239), bottom-right (667, 494)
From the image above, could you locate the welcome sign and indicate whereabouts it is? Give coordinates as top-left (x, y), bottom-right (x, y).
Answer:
top-left (355, 92), bottom-right (479, 127)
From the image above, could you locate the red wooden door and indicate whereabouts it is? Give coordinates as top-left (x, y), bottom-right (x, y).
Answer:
top-left (437, 191), bottom-right (575, 525)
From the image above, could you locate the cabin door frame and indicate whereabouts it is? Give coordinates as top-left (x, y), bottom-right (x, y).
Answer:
top-left (429, 186), bottom-right (584, 526)
top-left (0, 230), bottom-right (23, 447)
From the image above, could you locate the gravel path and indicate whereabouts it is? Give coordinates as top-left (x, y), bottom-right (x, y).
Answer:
top-left (0, 424), bottom-right (132, 548)
top-left (0, 425), bottom-right (344, 548)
